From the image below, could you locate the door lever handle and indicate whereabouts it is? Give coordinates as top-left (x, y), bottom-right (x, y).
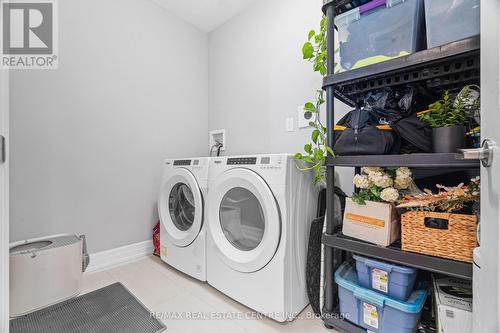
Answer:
top-left (0, 135), bottom-right (5, 164)
top-left (459, 139), bottom-right (494, 167)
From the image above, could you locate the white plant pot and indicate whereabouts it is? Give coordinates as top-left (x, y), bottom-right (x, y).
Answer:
top-left (342, 198), bottom-right (400, 247)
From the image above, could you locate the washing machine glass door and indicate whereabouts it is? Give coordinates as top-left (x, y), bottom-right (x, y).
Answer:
top-left (208, 168), bottom-right (281, 273)
top-left (159, 168), bottom-right (203, 247)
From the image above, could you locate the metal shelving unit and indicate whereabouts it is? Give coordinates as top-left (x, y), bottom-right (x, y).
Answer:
top-left (321, 1), bottom-right (480, 332)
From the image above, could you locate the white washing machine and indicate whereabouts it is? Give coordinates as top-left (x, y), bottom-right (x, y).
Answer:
top-left (206, 154), bottom-right (319, 322)
top-left (158, 157), bottom-right (209, 281)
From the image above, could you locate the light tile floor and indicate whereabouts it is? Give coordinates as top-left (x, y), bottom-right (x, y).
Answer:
top-left (81, 256), bottom-right (340, 333)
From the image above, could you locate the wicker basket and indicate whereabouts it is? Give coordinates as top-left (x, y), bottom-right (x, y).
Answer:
top-left (401, 211), bottom-right (477, 263)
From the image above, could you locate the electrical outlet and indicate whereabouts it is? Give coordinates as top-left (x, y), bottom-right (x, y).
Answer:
top-left (298, 105), bottom-right (315, 128)
top-left (286, 117), bottom-right (294, 132)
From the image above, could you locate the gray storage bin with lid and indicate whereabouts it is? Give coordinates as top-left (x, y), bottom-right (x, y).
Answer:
top-left (335, 0), bottom-right (424, 72)
top-left (335, 261), bottom-right (427, 333)
top-left (353, 254), bottom-right (418, 301)
top-left (425, 0), bottom-right (480, 49)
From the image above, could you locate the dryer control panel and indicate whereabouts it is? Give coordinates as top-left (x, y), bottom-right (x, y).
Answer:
top-left (226, 156), bottom-right (282, 165)
top-left (222, 156), bottom-right (285, 171)
top-left (227, 157), bottom-right (257, 165)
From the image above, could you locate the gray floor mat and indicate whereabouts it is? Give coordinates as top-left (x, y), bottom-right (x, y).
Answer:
top-left (10, 282), bottom-right (166, 333)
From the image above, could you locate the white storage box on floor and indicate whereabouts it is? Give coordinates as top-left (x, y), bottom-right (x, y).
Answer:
top-left (9, 234), bottom-right (89, 317)
top-left (433, 275), bottom-right (472, 333)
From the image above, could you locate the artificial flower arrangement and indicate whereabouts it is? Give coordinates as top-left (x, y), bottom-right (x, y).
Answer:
top-left (397, 176), bottom-right (480, 212)
top-left (352, 167), bottom-right (413, 205)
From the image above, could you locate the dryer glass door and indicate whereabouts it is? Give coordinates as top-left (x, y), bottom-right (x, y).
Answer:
top-left (159, 168), bottom-right (203, 247)
top-left (208, 168), bottom-right (281, 273)
top-left (220, 187), bottom-right (265, 251)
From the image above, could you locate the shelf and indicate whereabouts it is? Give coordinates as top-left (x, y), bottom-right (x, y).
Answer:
top-left (323, 36), bottom-right (480, 106)
top-left (323, 232), bottom-right (473, 280)
top-left (326, 153), bottom-right (480, 168)
top-left (322, 311), bottom-right (366, 333)
top-left (323, 307), bottom-right (436, 332)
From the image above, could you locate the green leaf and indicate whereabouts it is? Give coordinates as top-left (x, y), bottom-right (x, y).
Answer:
top-left (313, 62), bottom-right (321, 73)
top-left (319, 65), bottom-right (327, 76)
top-left (326, 146), bottom-right (335, 157)
top-left (314, 149), bottom-right (324, 161)
top-left (302, 156), bottom-right (314, 163)
top-left (304, 102), bottom-right (316, 112)
top-left (352, 192), bottom-right (367, 205)
top-left (312, 130), bottom-right (320, 144)
top-left (308, 30), bottom-right (315, 40)
top-left (302, 42), bottom-right (314, 59)
top-left (320, 16), bottom-right (327, 30)
top-left (294, 153), bottom-right (303, 159)
top-left (304, 144), bottom-right (312, 154)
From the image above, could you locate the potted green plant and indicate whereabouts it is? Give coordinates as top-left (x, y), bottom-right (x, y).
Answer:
top-left (418, 89), bottom-right (471, 153)
top-left (294, 16), bottom-right (335, 185)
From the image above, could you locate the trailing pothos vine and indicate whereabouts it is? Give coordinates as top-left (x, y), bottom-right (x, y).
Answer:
top-left (294, 16), bottom-right (336, 185)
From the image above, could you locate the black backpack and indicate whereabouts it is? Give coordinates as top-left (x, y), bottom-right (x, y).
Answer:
top-left (392, 114), bottom-right (432, 154)
top-left (334, 108), bottom-right (400, 155)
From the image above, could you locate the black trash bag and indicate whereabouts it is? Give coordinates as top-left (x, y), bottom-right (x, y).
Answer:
top-left (364, 88), bottom-right (393, 110)
top-left (364, 86), bottom-right (417, 121)
top-left (334, 108), bottom-right (400, 155)
top-left (397, 86), bottom-right (415, 116)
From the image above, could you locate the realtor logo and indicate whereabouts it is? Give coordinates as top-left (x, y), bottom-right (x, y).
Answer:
top-left (1, 0), bottom-right (58, 69)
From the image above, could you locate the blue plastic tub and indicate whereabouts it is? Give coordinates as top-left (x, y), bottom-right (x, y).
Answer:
top-left (335, 261), bottom-right (427, 333)
top-left (353, 255), bottom-right (418, 301)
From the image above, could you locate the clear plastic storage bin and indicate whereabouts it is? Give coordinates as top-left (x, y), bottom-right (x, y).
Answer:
top-left (335, 0), bottom-right (424, 72)
top-left (425, 0), bottom-right (480, 49)
top-left (335, 261), bottom-right (427, 333)
top-left (353, 255), bottom-right (418, 301)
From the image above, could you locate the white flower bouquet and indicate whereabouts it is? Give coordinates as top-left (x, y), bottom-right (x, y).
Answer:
top-left (352, 167), bottom-right (413, 205)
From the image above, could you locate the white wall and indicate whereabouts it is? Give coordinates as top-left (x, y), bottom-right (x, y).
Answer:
top-left (9, 0), bottom-right (209, 253)
top-left (208, 0), bottom-right (353, 192)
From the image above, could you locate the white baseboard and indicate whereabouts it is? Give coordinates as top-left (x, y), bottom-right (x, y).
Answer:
top-left (86, 240), bottom-right (153, 273)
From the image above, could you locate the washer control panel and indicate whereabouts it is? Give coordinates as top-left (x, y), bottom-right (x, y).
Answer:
top-left (166, 159), bottom-right (206, 170)
top-left (173, 160), bottom-right (192, 166)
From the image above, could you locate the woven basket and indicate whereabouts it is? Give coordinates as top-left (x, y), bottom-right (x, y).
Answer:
top-left (401, 211), bottom-right (477, 263)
